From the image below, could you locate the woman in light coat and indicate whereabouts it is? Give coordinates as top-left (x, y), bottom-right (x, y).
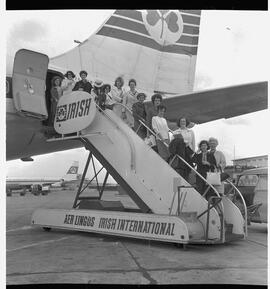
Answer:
top-left (61, 70), bottom-right (76, 95)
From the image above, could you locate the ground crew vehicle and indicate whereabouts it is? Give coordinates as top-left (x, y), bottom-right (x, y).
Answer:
top-left (227, 167), bottom-right (267, 224)
top-left (31, 184), bottom-right (50, 196)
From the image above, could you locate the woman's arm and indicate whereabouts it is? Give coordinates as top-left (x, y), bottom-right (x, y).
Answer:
top-left (219, 152), bottom-right (227, 171)
top-left (190, 130), bottom-right (195, 151)
top-left (191, 153), bottom-right (199, 165)
top-left (208, 153), bottom-right (217, 171)
top-left (164, 119), bottom-right (170, 140)
top-left (72, 82), bottom-right (79, 91)
top-left (122, 93), bottom-right (127, 113)
top-left (132, 103), bottom-right (140, 120)
top-left (50, 88), bottom-right (58, 102)
top-left (111, 87), bottom-right (123, 103)
top-left (146, 109), bottom-right (153, 130)
top-left (152, 117), bottom-right (162, 140)
top-left (61, 79), bottom-right (68, 90)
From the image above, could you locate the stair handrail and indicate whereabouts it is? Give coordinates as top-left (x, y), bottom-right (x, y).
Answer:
top-left (137, 118), bottom-right (225, 234)
top-left (225, 179), bottom-right (248, 237)
top-left (138, 119), bottom-right (222, 199)
top-left (111, 102), bottom-right (135, 119)
top-left (104, 105), bottom-right (225, 215)
top-left (104, 104), bottom-right (227, 241)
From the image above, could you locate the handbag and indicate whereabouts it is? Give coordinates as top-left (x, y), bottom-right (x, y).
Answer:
top-left (206, 171), bottom-right (221, 185)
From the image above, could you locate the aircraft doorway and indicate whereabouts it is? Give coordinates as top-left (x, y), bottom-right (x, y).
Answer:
top-left (43, 70), bottom-right (64, 128)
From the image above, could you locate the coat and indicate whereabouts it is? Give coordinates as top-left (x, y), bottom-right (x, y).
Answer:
top-left (191, 152), bottom-right (217, 178)
top-left (72, 80), bottom-right (92, 94)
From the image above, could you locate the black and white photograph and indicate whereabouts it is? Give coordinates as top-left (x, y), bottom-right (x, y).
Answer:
top-left (4, 8), bottom-right (268, 286)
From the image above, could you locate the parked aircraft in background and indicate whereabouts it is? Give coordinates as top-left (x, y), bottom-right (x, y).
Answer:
top-left (6, 161), bottom-right (79, 195)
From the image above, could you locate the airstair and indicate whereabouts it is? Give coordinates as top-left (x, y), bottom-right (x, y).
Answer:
top-left (31, 91), bottom-right (247, 245)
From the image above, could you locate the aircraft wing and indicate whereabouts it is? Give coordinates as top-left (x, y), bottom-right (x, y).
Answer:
top-left (156, 81), bottom-right (268, 124)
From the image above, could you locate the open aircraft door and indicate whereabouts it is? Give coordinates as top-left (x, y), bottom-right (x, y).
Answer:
top-left (12, 49), bottom-right (49, 120)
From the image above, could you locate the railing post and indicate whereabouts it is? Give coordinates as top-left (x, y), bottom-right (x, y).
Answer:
top-left (226, 180), bottom-right (248, 237)
top-left (73, 151), bottom-right (92, 208)
top-left (99, 171), bottom-right (110, 199)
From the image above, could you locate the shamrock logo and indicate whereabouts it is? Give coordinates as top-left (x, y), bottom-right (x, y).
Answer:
top-left (142, 10), bottom-right (183, 46)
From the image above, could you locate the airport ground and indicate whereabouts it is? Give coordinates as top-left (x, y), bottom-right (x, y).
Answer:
top-left (6, 188), bottom-right (268, 285)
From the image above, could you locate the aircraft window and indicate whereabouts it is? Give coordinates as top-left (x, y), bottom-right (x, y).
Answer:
top-left (238, 175), bottom-right (258, 187)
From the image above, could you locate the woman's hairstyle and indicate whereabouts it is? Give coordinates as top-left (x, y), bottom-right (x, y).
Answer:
top-left (64, 70), bottom-right (75, 78)
top-left (157, 104), bottom-right (167, 112)
top-left (79, 70), bottom-right (88, 77)
top-left (114, 76), bottom-right (124, 87)
top-left (198, 140), bottom-right (210, 150)
top-left (102, 84), bottom-right (111, 92)
top-left (137, 92), bottom-right (146, 100)
top-left (51, 76), bottom-right (62, 86)
top-left (151, 93), bottom-right (163, 104)
top-left (208, 137), bottom-right (218, 145)
top-left (128, 78), bottom-right (137, 86)
top-left (177, 116), bottom-right (190, 127)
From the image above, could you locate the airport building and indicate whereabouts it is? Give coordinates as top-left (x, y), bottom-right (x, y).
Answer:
top-left (232, 155), bottom-right (268, 168)
top-left (224, 155), bottom-right (268, 179)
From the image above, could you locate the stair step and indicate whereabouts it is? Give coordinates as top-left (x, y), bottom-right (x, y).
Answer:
top-left (78, 200), bottom-right (125, 211)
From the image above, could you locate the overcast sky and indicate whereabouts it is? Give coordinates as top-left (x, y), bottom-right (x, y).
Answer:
top-left (4, 10), bottom-right (269, 179)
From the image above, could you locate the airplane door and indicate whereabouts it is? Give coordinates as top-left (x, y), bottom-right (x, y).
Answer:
top-left (12, 49), bottom-right (49, 119)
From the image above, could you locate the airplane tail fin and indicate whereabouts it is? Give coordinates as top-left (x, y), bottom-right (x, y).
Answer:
top-left (50, 10), bottom-right (201, 97)
top-left (63, 161), bottom-right (79, 181)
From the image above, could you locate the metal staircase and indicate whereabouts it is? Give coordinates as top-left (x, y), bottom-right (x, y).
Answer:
top-left (31, 94), bottom-right (247, 245)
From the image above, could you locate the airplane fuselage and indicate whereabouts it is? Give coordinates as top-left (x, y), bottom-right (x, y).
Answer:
top-left (6, 75), bottom-right (83, 161)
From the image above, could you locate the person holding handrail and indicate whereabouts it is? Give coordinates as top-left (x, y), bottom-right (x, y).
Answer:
top-left (191, 140), bottom-right (217, 195)
top-left (132, 92), bottom-right (147, 139)
top-left (173, 116), bottom-right (196, 179)
top-left (152, 105), bottom-right (170, 160)
top-left (102, 84), bottom-right (113, 109)
top-left (146, 93), bottom-right (163, 152)
top-left (209, 137), bottom-right (227, 195)
top-left (122, 79), bottom-right (138, 128)
top-left (111, 76), bottom-right (125, 119)
top-left (168, 133), bottom-right (194, 180)
top-left (173, 116), bottom-right (195, 151)
top-left (208, 137), bottom-right (226, 171)
top-left (146, 93), bottom-right (163, 131)
top-left (91, 79), bottom-right (104, 104)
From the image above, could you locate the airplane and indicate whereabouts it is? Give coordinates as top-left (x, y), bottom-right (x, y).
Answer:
top-left (5, 10), bottom-right (268, 244)
top-left (6, 161), bottom-right (79, 195)
top-left (6, 10), bottom-right (267, 162)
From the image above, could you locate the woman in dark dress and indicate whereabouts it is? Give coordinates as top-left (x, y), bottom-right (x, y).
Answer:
top-left (192, 140), bottom-right (217, 195)
top-left (168, 133), bottom-right (194, 181)
top-left (132, 93), bottom-right (147, 139)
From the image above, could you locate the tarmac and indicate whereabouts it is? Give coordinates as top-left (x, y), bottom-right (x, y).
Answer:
top-left (6, 188), bottom-right (268, 285)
